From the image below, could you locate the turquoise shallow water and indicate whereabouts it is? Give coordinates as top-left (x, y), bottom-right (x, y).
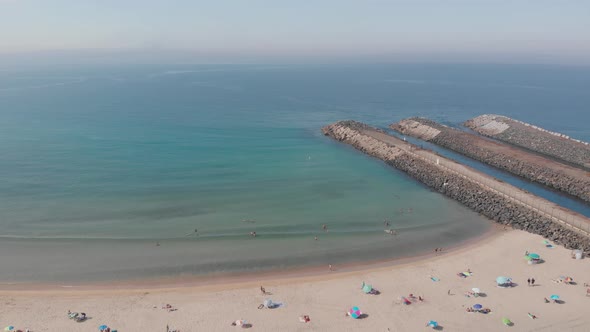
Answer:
top-left (1, 64), bottom-right (588, 282)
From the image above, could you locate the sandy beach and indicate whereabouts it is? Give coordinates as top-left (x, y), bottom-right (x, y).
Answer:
top-left (1, 228), bottom-right (589, 332)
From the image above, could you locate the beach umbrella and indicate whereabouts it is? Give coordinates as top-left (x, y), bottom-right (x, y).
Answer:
top-left (348, 306), bottom-right (362, 319)
top-left (473, 304), bottom-right (483, 310)
top-left (98, 325), bottom-right (108, 331)
top-left (550, 295), bottom-right (560, 300)
top-left (263, 299), bottom-right (273, 308)
top-left (234, 320), bottom-right (245, 327)
top-left (472, 288), bottom-right (481, 294)
top-left (496, 276), bottom-right (510, 284)
top-left (502, 317), bottom-right (512, 326)
top-left (362, 283), bottom-right (373, 294)
top-left (528, 253), bottom-right (540, 259)
top-left (427, 320), bottom-right (438, 328)
top-left (4, 327), bottom-right (14, 332)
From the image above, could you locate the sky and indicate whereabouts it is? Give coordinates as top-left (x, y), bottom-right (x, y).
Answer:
top-left (0, 0), bottom-right (589, 65)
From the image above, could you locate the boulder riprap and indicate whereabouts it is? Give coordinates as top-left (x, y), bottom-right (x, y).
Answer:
top-left (323, 120), bottom-right (590, 253)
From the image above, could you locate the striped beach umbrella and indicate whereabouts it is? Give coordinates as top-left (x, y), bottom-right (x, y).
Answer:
top-left (348, 306), bottom-right (362, 319)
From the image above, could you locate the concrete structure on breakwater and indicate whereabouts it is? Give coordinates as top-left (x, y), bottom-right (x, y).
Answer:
top-left (390, 118), bottom-right (590, 203)
top-left (322, 120), bottom-right (590, 253)
top-left (464, 114), bottom-right (590, 170)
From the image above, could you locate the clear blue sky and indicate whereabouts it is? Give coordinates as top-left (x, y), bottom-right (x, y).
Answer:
top-left (1, 0), bottom-right (589, 64)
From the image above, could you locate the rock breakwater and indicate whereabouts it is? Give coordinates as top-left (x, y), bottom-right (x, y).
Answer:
top-left (390, 118), bottom-right (590, 203)
top-left (465, 114), bottom-right (590, 170)
top-left (323, 121), bottom-right (590, 253)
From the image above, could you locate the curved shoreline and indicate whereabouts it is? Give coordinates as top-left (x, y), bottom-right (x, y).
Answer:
top-left (0, 223), bottom-right (499, 294)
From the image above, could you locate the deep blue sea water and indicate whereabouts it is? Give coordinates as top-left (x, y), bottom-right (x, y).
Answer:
top-left (1, 64), bottom-right (588, 282)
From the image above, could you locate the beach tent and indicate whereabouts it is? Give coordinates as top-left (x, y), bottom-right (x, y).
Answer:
top-left (496, 276), bottom-right (512, 287)
top-left (572, 250), bottom-right (583, 260)
top-left (472, 288), bottom-right (481, 296)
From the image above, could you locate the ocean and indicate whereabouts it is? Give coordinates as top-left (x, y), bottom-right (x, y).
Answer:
top-left (1, 63), bottom-right (589, 283)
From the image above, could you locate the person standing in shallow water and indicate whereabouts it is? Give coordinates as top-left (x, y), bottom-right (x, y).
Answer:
top-left (322, 224), bottom-right (328, 232)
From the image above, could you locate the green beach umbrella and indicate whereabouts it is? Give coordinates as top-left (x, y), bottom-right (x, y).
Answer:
top-left (502, 317), bottom-right (512, 326)
top-left (528, 253), bottom-right (540, 259)
top-left (362, 282), bottom-right (373, 294)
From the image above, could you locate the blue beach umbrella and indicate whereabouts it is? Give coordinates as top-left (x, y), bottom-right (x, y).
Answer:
top-left (496, 276), bottom-right (511, 284)
top-left (427, 320), bottom-right (438, 328)
top-left (550, 295), bottom-right (560, 300)
top-left (473, 304), bottom-right (483, 310)
top-left (528, 253), bottom-right (540, 259)
top-left (98, 325), bottom-right (108, 331)
top-left (4, 327), bottom-right (14, 332)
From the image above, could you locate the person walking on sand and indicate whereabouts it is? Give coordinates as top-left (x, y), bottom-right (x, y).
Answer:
top-left (531, 278), bottom-right (535, 286)
top-left (329, 264), bottom-right (333, 271)
top-left (527, 278), bottom-right (531, 286)
top-left (260, 286), bottom-right (266, 295)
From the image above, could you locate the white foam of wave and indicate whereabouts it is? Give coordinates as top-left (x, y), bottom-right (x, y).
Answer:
top-left (0, 77), bottom-right (88, 91)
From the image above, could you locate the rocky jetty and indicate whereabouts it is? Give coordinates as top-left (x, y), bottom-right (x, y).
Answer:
top-left (390, 118), bottom-right (590, 203)
top-left (465, 114), bottom-right (590, 170)
top-left (323, 121), bottom-right (590, 253)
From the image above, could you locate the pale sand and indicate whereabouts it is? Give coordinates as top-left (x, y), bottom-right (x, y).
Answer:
top-left (1, 229), bottom-right (589, 331)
